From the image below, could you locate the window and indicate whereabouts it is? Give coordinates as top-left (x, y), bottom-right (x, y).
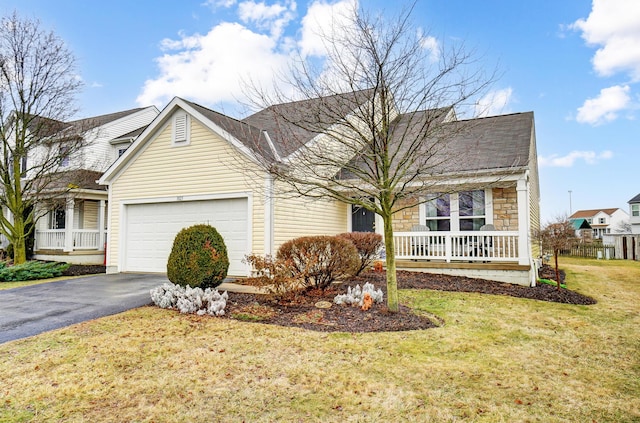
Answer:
top-left (172, 111), bottom-right (190, 145)
top-left (458, 190), bottom-right (486, 231)
top-left (59, 146), bottom-right (70, 167)
top-left (49, 208), bottom-right (66, 229)
top-left (423, 190), bottom-right (489, 231)
top-left (587, 218), bottom-right (592, 224)
top-left (633, 204), bottom-right (640, 217)
top-left (20, 155), bottom-right (27, 176)
top-left (117, 147), bottom-right (128, 158)
top-left (424, 194), bottom-right (450, 231)
top-left (599, 217), bottom-right (606, 224)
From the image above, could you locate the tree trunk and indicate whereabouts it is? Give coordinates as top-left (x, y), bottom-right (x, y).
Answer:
top-left (383, 215), bottom-right (399, 312)
top-left (12, 215), bottom-right (27, 264)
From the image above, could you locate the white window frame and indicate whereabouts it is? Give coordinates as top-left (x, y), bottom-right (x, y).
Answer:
top-left (59, 145), bottom-right (70, 167)
top-left (171, 111), bottom-right (190, 146)
top-left (632, 204), bottom-right (640, 217)
top-left (419, 189), bottom-right (493, 231)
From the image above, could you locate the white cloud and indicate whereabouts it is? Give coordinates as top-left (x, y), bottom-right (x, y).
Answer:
top-left (474, 87), bottom-right (513, 117)
top-left (576, 84), bottom-right (630, 125)
top-left (298, 0), bottom-right (357, 58)
top-left (136, 22), bottom-right (290, 108)
top-left (202, 0), bottom-right (237, 9)
top-left (539, 150), bottom-right (613, 167)
top-left (419, 34), bottom-right (440, 63)
top-left (571, 0), bottom-right (640, 80)
top-left (238, 1), bottom-right (296, 38)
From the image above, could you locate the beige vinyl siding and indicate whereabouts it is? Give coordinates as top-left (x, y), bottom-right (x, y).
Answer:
top-left (107, 114), bottom-right (266, 267)
top-left (83, 201), bottom-right (99, 229)
top-left (528, 126), bottom-right (541, 257)
top-left (273, 192), bottom-right (348, 250)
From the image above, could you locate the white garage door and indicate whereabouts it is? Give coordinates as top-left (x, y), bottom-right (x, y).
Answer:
top-left (123, 198), bottom-right (248, 275)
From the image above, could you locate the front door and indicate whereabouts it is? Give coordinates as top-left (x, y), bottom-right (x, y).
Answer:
top-left (352, 204), bottom-right (375, 232)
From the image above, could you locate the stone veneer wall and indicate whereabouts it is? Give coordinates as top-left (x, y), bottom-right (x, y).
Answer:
top-left (392, 200), bottom-right (421, 232)
top-left (389, 188), bottom-right (520, 232)
top-left (492, 187), bottom-right (519, 231)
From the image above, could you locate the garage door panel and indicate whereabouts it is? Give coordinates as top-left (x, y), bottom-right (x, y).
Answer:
top-left (123, 199), bottom-right (248, 275)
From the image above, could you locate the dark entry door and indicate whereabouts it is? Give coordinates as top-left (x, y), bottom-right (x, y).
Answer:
top-left (352, 205), bottom-right (375, 232)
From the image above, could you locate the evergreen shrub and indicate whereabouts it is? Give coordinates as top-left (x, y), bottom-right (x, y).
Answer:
top-left (0, 260), bottom-right (70, 282)
top-left (166, 224), bottom-right (229, 289)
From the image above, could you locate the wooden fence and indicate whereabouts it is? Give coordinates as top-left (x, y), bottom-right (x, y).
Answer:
top-left (560, 245), bottom-right (616, 259)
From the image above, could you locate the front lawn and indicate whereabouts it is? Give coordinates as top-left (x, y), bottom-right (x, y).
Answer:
top-left (0, 257), bottom-right (638, 422)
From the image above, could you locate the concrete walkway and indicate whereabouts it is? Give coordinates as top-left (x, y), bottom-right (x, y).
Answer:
top-left (0, 274), bottom-right (261, 344)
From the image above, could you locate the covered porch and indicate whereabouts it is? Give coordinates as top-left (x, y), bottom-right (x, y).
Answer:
top-left (387, 178), bottom-right (538, 286)
top-left (34, 190), bottom-right (107, 265)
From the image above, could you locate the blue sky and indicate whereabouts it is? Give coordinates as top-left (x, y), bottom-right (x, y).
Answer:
top-left (1, 0), bottom-right (637, 222)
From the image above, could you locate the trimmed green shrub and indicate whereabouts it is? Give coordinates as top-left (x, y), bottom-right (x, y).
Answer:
top-left (167, 224), bottom-right (229, 289)
top-left (0, 261), bottom-right (70, 282)
top-left (337, 232), bottom-right (383, 275)
top-left (276, 235), bottom-right (359, 290)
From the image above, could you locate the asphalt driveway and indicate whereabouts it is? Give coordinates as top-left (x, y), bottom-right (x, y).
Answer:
top-left (0, 273), bottom-right (167, 344)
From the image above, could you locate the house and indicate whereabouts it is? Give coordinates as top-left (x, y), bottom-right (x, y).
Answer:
top-left (569, 208), bottom-right (629, 240)
top-left (629, 194), bottom-right (640, 234)
top-left (27, 107), bottom-right (160, 264)
top-left (98, 92), bottom-right (541, 286)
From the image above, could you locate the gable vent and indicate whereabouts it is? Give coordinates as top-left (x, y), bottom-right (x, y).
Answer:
top-left (172, 112), bottom-right (190, 145)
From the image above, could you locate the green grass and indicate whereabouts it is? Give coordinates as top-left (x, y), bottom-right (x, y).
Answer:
top-left (0, 257), bottom-right (638, 422)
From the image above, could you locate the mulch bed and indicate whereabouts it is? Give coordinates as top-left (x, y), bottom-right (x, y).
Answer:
top-left (65, 263), bottom-right (596, 333)
top-left (220, 268), bottom-right (596, 333)
top-left (62, 264), bottom-right (106, 277)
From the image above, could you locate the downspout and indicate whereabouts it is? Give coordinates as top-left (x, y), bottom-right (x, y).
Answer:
top-left (264, 174), bottom-right (275, 257)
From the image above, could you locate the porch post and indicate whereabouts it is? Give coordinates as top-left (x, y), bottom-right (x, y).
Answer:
top-left (516, 178), bottom-right (530, 265)
top-left (63, 197), bottom-right (75, 252)
top-left (98, 200), bottom-right (106, 251)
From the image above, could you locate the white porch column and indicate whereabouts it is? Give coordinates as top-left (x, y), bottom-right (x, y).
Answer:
top-left (63, 197), bottom-right (75, 252)
top-left (516, 178), bottom-right (530, 265)
top-left (98, 200), bottom-right (106, 251)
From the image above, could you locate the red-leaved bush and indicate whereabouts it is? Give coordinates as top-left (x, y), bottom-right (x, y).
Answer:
top-left (277, 235), bottom-right (359, 290)
top-left (243, 253), bottom-right (298, 299)
top-left (337, 232), bottom-right (383, 275)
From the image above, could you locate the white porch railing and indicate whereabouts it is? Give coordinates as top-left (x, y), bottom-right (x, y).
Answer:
top-left (35, 229), bottom-right (106, 251)
top-left (394, 231), bottom-right (520, 262)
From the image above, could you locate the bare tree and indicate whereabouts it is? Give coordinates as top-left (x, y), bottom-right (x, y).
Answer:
top-left (614, 220), bottom-right (631, 234)
top-left (537, 217), bottom-right (576, 290)
top-left (243, 3), bottom-right (498, 312)
top-left (0, 12), bottom-right (83, 264)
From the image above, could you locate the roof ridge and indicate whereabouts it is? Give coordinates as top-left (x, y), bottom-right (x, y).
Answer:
top-left (181, 98), bottom-right (264, 133)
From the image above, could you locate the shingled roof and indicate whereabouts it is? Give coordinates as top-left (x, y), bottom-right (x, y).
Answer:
top-left (184, 99), bottom-right (277, 163)
top-left (336, 110), bottom-right (534, 180)
top-left (628, 193), bottom-right (640, 203)
top-left (569, 208), bottom-right (621, 219)
top-left (242, 89), bottom-right (374, 158)
top-left (435, 111), bottom-right (534, 172)
top-left (65, 108), bottom-right (147, 133)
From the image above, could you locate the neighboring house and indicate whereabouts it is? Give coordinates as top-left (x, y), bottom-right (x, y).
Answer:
top-left (629, 194), bottom-right (640, 234)
top-left (27, 107), bottom-right (160, 264)
top-left (99, 93), bottom-right (541, 286)
top-left (569, 208), bottom-right (629, 240)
